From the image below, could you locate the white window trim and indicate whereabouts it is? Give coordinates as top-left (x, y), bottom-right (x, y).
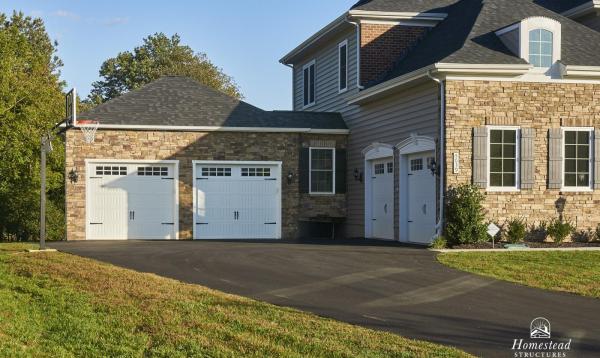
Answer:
top-left (338, 40), bottom-right (348, 94)
top-left (560, 127), bottom-right (595, 192)
top-left (487, 126), bottom-right (521, 192)
top-left (302, 59), bottom-right (316, 109)
top-left (309, 147), bottom-right (336, 195)
top-left (519, 17), bottom-right (562, 69)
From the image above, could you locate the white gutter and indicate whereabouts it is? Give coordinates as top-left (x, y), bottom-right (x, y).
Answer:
top-left (563, 65), bottom-right (600, 78)
top-left (348, 10), bottom-right (447, 21)
top-left (346, 19), bottom-right (364, 90)
top-left (68, 123), bottom-right (350, 135)
top-left (427, 71), bottom-right (445, 238)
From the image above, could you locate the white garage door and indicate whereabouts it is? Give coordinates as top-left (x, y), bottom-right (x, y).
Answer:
top-left (86, 161), bottom-right (178, 240)
top-left (194, 161), bottom-right (281, 239)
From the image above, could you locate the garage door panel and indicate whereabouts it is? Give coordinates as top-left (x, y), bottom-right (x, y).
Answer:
top-left (195, 163), bottom-right (280, 239)
top-left (87, 162), bottom-right (177, 240)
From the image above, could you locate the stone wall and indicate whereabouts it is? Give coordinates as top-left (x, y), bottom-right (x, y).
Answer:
top-left (445, 80), bottom-right (600, 231)
top-left (65, 130), bottom-right (347, 240)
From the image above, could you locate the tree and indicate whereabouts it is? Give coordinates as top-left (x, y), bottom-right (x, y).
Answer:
top-left (88, 33), bottom-right (242, 104)
top-left (0, 12), bottom-right (65, 240)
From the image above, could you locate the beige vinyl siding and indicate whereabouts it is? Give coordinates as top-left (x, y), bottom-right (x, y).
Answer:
top-left (344, 83), bottom-right (440, 238)
top-left (293, 28), bottom-right (359, 112)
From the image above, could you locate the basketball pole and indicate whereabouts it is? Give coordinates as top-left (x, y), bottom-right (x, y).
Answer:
top-left (40, 135), bottom-right (47, 250)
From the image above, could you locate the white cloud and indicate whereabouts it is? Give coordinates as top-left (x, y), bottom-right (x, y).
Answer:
top-left (52, 10), bottom-right (80, 21)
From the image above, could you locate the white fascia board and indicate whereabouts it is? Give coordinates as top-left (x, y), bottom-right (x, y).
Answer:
top-left (563, 65), bottom-right (600, 78)
top-left (434, 63), bottom-right (533, 74)
top-left (75, 124), bottom-right (350, 135)
top-left (279, 13), bottom-right (348, 64)
top-left (348, 10), bottom-right (447, 21)
top-left (562, 1), bottom-right (600, 18)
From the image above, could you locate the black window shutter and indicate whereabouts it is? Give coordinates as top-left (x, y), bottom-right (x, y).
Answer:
top-left (299, 148), bottom-right (310, 193)
top-left (335, 149), bottom-right (347, 194)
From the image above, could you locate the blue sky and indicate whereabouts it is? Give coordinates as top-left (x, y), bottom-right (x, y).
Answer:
top-left (1, 1), bottom-right (353, 110)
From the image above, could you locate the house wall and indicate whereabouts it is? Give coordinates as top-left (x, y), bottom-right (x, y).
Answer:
top-left (65, 129), bottom-right (346, 240)
top-left (445, 80), bottom-right (600, 231)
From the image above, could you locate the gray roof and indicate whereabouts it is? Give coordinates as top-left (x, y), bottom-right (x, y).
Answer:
top-left (534, 0), bottom-right (591, 13)
top-left (351, 0), bottom-right (459, 12)
top-left (79, 76), bottom-right (347, 130)
top-left (362, 0), bottom-right (600, 87)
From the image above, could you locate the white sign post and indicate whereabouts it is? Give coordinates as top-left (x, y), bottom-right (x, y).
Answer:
top-left (487, 223), bottom-right (500, 249)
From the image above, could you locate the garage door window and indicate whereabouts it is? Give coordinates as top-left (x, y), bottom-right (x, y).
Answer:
top-left (96, 166), bottom-right (127, 176)
top-left (137, 166), bottom-right (169, 176)
top-left (310, 148), bottom-right (335, 194)
top-left (201, 167), bottom-right (232, 177)
top-left (241, 167), bottom-right (271, 177)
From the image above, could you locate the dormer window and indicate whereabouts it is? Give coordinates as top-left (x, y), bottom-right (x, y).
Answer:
top-left (529, 29), bottom-right (553, 68)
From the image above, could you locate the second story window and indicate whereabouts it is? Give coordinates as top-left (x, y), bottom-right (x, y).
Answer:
top-left (303, 60), bottom-right (315, 107)
top-left (338, 40), bottom-right (348, 92)
top-left (529, 29), bottom-right (553, 68)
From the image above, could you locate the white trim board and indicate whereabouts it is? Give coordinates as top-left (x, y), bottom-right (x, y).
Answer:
top-left (69, 124), bottom-right (349, 135)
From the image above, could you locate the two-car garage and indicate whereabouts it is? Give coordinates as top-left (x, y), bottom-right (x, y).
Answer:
top-left (85, 160), bottom-right (281, 240)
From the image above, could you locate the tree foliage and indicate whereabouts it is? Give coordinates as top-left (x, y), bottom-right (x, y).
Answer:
top-left (0, 12), bottom-right (65, 241)
top-left (88, 33), bottom-right (242, 104)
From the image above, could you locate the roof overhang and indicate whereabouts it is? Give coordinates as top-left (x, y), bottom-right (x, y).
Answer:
top-left (279, 10), bottom-right (447, 65)
top-left (348, 63), bottom-right (532, 105)
top-left (562, 1), bottom-right (600, 19)
top-left (64, 123), bottom-right (350, 135)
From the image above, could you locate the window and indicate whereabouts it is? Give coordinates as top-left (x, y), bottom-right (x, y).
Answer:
top-left (303, 60), bottom-right (315, 107)
top-left (564, 129), bottom-right (592, 189)
top-left (201, 167), bottom-right (232, 177)
top-left (241, 167), bottom-right (271, 177)
top-left (374, 163), bottom-right (384, 174)
top-left (310, 148), bottom-right (335, 194)
top-left (137, 166), bottom-right (168, 176)
top-left (489, 128), bottom-right (518, 188)
top-left (338, 41), bottom-right (348, 92)
top-left (529, 29), bottom-right (553, 68)
top-left (96, 166), bottom-right (127, 176)
top-left (387, 162), bottom-right (393, 174)
top-left (410, 158), bottom-right (423, 171)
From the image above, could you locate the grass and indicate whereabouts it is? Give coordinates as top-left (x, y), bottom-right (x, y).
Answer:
top-left (438, 251), bottom-right (600, 298)
top-left (0, 243), bottom-right (470, 357)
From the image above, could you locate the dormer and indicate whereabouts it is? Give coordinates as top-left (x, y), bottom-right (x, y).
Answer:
top-left (496, 17), bottom-right (562, 71)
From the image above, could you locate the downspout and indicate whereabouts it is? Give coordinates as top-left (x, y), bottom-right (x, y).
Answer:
top-left (427, 70), bottom-right (445, 237)
top-left (346, 18), bottom-right (365, 90)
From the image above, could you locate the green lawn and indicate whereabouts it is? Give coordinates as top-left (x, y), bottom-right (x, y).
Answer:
top-left (438, 251), bottom-right (600, 298)
top-left (0, 243), bottom-right (469, 357)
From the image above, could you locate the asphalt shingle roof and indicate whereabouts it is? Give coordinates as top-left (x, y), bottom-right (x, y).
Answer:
top-left (533, 0), bottom-right (591, 13)
top-left (351, 0), bottom-right (459, 12)
top-left (79, 76), bottom-right (347, 130)
top-left (360, 0), bottom-right (600, 87)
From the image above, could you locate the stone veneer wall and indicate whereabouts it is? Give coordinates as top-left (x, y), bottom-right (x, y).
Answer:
top-left (65, 130), bottom-right (346, 240)
top-left (445, 80), bottom-right (600, 230)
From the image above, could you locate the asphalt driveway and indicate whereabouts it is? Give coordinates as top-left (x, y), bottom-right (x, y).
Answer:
top-left (50, 240), bottom-right (600, 357)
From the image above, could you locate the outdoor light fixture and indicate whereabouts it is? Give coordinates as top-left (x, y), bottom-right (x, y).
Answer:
top-left (428, 158), bottom-right (438, 176)
top-left (68, 169), bottom-right (78, 184)
top-left (353, 168), bottom-right (363, 182)
top-left (287, 171), bottom-right (294, 184)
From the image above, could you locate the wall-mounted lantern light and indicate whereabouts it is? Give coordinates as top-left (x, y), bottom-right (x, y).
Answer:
top-left (428, 158), bottom-right (438, 176)
top-left (353, 168), bottom-right (363, 183)
top-left (68, 169), bottom-right (78, 184)
top-left (287, 171), bottom-right (294, 184)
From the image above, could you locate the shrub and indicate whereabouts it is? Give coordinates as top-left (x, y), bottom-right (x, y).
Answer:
top-left (506, 218), bottom-right (527, 244)
top-left (445, 184), bottom-right (488, 246)
top-left (595, 225), bottom-right (600, 242)
top-left (527, 221), bottom-right (548, 242)
top-left (546, 219), bottom-right (575, 243)
top-left (430, 236), bottom-right (447, 249)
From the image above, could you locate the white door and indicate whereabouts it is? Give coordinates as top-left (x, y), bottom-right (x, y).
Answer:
top-left (407, 152), bottom-right (436, 244)
top-left (371, 158), bottom-right (394, 240)
top-left (87, 163), bottom-right (177, 240)
top-left (194, 162), bottom-right (281, 239)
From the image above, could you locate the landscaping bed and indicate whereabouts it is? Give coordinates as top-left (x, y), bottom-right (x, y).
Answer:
top-left (451, 241), bottom-right (600, 250)
top-left (0, 243), bottom-right (469, 357)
